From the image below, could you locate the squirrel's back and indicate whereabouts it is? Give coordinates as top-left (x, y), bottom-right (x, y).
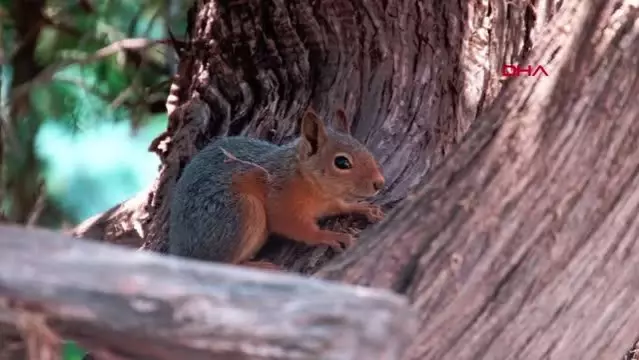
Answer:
top-left (168, 136), bottom-right (279, 261)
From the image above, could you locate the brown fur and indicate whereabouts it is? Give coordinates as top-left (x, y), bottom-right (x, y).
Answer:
top-left (242, 260), bottom-right (281, 271)
top-left (230, 168), bottom-right (270, 265)
top-left (264, 109), bottom-right (386, 252)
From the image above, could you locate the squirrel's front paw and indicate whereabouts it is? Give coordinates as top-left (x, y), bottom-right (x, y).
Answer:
top-left (243, 260), bottom-right (282, 272)
top-left (319, 231), bottom-right (355, 252)
top-left (362, 204), bottom-right (385, 223)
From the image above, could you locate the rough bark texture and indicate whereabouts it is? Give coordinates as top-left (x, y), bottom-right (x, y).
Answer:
top-left (69, 190), bottom-right (150, 248)
top-left (7, 0), bottom-right (639, 359)
top-left (74, 0), bottom-right (540, 272)
top-left (317, 1), bottom-right (639, 359)
top-left (0, 225), bottom-right (414, 360)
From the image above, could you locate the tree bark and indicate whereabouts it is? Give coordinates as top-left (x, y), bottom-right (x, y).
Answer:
top-left (74, 0), bottom-right (538, 270)
top-left (319, 1), bottom-right (639, 358)
top-left (70, 0), bottom-right (639, 359)
top-left (5, 0), bottom-right (46, 224)
top-left (2, 2), bottom-right (50, 358)
top-left (0, 225), bottom-right (414, 360)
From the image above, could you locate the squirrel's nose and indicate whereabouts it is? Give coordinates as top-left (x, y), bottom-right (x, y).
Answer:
top-left (372, 175), bottom-right (385, 192)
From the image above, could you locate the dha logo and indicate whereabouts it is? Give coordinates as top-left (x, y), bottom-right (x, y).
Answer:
top-left (502, 64), bottom-right (549, 77)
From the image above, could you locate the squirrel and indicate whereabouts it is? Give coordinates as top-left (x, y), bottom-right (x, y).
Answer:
top-left (167, 108), bottom-right (386, 270)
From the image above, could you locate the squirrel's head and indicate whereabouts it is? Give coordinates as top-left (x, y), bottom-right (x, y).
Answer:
top-left (296, 108), bottom-right (385, 200)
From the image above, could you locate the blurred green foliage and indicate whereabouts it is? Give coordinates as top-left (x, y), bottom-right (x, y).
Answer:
top-left (0, 0), bottom-right (188, 227)
top-left (1, 0), bottom-right (190, 357)
top-left (62, 341), bottom-right (87, 360)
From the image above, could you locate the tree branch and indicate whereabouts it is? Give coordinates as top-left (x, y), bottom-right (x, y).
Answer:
top-left (0, 225), bottom-right (415, 360)
top-left (12, 38), bottom-right (172, 99)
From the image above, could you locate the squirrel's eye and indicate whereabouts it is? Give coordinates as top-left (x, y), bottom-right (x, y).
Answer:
top-left (334, 155), bottom-right (352, 170)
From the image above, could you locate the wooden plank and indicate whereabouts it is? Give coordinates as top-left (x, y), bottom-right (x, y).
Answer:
top-left (0, 225), bottom-right (415, 360)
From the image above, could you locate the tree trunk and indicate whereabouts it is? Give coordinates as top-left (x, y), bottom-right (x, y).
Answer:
top-left (318, 0), bottom-right (639, 357)
top-left (71, 0), bottom-right (639, 359)
top-left (74, 0), bottom-right (537, 269)
top-left (5, 0), bottom-right (46, 224)
top-left (2, 2), bottom-right (49, 358)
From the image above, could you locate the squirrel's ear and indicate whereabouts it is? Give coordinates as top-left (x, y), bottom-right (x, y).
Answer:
top-left (332, 108), bottom-right (351, 134)
top-left (298, 108), bottom-right (328, 159)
